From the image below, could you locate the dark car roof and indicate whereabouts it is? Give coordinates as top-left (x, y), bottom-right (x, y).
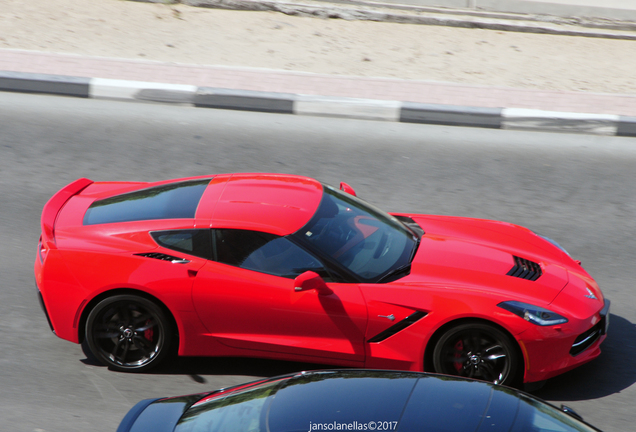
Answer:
top-left (123, 370), bottom-right (599, 432)
top-left (267, 371), bottom-right (518, 432)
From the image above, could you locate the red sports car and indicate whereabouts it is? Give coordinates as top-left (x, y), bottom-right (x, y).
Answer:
top-left (34, 174), bottom-right (609, 386)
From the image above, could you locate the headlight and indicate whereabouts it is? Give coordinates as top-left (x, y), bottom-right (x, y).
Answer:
top-left (498, 301), bottom-right (568, 326)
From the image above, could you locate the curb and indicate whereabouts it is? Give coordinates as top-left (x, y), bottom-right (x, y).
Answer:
top-left (2, 71), bottom-right (635, 137)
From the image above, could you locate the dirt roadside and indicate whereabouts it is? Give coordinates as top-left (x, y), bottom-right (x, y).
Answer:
top-left (1, 0), bottom-right (635, 95)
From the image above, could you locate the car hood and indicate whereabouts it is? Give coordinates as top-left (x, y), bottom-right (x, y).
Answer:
top-left (402, 214), bottom-right (576, 304)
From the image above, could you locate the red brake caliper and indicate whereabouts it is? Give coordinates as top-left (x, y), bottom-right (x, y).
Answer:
top-left (144, 320), bottom-right (153, 341)
top-left (453, 340), bottom-right (464, 372)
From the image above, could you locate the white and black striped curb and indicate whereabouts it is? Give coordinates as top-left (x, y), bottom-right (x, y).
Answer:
top-left (2, 71), bottom-right (635, 137)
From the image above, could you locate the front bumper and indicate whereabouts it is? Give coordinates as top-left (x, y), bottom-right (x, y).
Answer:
top-left (570, 300), bottom-right (610, 356)
top-left (522, 299), bottom-right (609, 383)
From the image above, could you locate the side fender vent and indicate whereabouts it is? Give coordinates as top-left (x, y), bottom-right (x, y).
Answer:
top-left (367, 311), bottom-right (428, 343)
top-left (507, 256), bottom-right (542, 281)
top-left (135, 252), bottom-right (184, 262)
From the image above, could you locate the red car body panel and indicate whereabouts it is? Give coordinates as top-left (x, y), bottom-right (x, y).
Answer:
top-left (192, 264), bottom-right (367, 363)
top-left (210, 174), bottom-right (323, 235)
top-left (34, 174), bottom-right (608, 383)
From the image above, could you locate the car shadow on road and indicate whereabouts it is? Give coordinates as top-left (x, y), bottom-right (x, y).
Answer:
top-left (81, 313), bottom-right (635, 397)
top-left (152, 356), bottom-right (341, 384)
top-left (80, 344), bottom-right (338, 383)
top-left (534, 313), bottom-right (636, 400)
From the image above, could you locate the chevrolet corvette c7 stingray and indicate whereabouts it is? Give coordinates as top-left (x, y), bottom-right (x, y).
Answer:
top-left (34, 174), bottom-right (609, 386)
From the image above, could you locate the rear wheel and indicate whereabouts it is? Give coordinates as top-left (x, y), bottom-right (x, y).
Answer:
top-left (432, 322), bottom-right (520, 386)
top-left (85, 295), bottom-right (172, 372)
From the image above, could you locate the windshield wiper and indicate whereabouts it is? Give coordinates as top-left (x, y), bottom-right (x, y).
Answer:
top-left (377, 234), bottom-right (420, 283)
top-left (377, 263), bottom-right (412, 283)
top-left (409, 234), bottom-right (421, 261)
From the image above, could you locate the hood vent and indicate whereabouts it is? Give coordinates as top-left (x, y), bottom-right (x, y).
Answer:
top-left (507, 256), bottom-right (542, 281)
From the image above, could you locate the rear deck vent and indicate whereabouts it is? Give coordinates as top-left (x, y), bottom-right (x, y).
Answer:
top-left (135, 252), bottom-right (184, 262)
top-left (506, 256), bottom-right (542, 281)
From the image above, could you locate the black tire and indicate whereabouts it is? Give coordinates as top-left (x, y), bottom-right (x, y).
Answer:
top-left (85, 295), bottom-right (173, 372)
top-left (432, 322), bottom-right (520, 386)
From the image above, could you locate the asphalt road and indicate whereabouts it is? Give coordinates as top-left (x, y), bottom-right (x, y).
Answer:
top-left (1, 92), bottom-right (635, 432)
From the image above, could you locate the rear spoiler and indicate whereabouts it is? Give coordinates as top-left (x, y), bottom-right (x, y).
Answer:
top-left (41, 178), bottom-right (94, 248)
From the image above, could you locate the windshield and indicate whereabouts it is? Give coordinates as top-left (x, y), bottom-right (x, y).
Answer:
top-left (515, 394), bottom-right (600, 432)
top-left (175, 378), bottom-right (284, 432)
top-left (293, 185), bottom-right (417, 282)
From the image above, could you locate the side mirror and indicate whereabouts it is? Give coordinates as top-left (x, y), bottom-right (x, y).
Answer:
top-left (339, 182), bottom-right (357, 197)
top-left (294, 271), bottom-right (333, 295)
top-left (560, 405), bottom-right (584, 422)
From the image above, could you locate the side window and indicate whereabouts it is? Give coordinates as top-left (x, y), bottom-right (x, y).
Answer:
top-left (151, 229), bottom-right (212, 259)
top-left (214, 229), bottom-right (331, 280)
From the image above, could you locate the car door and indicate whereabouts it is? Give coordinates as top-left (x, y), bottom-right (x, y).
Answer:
top-left (191, 229), bottom-right (367, 363)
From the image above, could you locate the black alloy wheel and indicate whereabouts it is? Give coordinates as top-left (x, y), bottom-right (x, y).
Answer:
top-left (85, 295), bottom-right (173, 372)
top-left (432, 323), bottom-right (520, 386)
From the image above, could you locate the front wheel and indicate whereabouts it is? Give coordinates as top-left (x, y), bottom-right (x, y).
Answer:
top-left (85, 295), bottom-right (173, 372)
top-left (432, 323), bottom-right (520, 386)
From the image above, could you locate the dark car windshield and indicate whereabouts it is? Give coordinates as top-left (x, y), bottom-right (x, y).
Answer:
top-left (171, 372), bottom-right (600, 432)
top-left (175, 378), bottom-right (284, 432)
top-left (515, 394), bottom-right (599, 432)
top-left (174, 371), bottom-right (417, 432)
top-left (293, 185), bottom-right (417, 282)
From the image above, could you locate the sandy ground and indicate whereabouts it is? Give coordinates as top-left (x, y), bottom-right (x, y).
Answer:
top-left (1, 0), bottom-right (635, 94)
